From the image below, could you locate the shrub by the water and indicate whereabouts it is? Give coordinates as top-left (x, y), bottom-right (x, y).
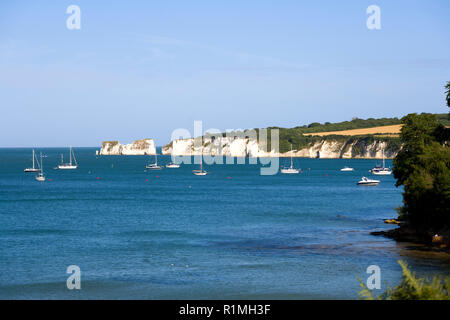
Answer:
top-left (358, 260), bottom-right (450, 300)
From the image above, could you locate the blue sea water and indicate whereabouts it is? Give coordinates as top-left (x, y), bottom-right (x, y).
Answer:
top-left (0, 148), bottom-right (449, 299)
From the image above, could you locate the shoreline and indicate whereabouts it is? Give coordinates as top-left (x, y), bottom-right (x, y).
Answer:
top-left (372, 225), bottom-right (450, 255)
top-left (99, 153), bottom-right (395, 159)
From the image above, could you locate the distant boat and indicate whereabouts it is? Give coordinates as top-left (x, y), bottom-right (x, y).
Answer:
top-left (193, 152), bottom-right (207, 176)
top-left (370, 149), bottom-right (391, 175)
top-left (146, 153), bottom-right (163, 170)
top-left (281, 144), bottom-right (300, 174)
top-left (166, 162), bottom-right (180, 168)
top-left (357, 176), bottom-right (380, 186)
top-left (340, 166), bottom-right (354, 172)
top-left (58, 147), bottom-right (78, 170)
top-left (35, 152), bottom-right (46, 182)
top-left (24, 149), bottom-right (41, 172)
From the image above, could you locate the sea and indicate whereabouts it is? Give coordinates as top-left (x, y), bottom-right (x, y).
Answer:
top-left (0, 148), bottom-right (449, 299)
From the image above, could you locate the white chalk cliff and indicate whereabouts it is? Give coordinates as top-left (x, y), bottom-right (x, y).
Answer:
top-left (162, 137), bottom-right (398, 159)
top-left (100, 139), bottom-right (156, 155)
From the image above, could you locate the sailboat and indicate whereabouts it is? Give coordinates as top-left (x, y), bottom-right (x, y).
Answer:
top-left (58, 147), bottom-right (78, 170)
top-left (35, 152), bottom-right (46, 182)
top-left (370, 149), bottom-right (392, 175)
top-left (24, 149), bottom-right (41, 172)
top-left (192, 152), bottom-right (207, 176)
top-left (281, 144), bottom-right (300, 174)
top-left (146, 153), bottom-right (163, 170)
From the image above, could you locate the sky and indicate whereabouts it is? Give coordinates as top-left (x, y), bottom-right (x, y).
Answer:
top-left (0, 0), bottom-right (449, 147)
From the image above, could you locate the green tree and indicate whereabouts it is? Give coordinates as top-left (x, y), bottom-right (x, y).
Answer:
top-left (393, 113), bottom-right (450, 233)
top-left (446, 81), bottom-right (450, 109)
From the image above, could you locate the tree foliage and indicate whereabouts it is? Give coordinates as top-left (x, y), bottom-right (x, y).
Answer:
top-left (393, 113), bottom-right (450, 232)
top-left (446, 81), bottom-right (450, 109)
top-left (359, 260), bottom-right (450, 300)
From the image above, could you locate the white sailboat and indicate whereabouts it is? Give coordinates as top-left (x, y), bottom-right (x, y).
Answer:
top-left (58, 147), bottom-right (78, 170)
top-left (281, 144), bottom-right (300, 174)
top-left (193, 152), bottom-right (207, 176)
top-left (146, 153), bottom-right (163, 170)
top-left (24, 149), bottom-right (41, 172)
top-left (35, 152), bottom-right (46, 182)
top-left (340, 166), bottom-right (354, 172)
top-left (371, 149), bottom-right (392, 175)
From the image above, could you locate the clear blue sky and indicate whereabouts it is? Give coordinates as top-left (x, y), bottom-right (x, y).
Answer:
top-left (0, 0), bottom-right (449, 147)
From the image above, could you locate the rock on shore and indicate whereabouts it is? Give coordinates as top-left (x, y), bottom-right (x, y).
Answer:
top-left (162, 137), bottom-right (398, 159)
top-left (100, 139), bottom-right (156, 155)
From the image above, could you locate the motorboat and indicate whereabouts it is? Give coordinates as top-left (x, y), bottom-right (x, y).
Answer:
top-left (166, 162), bottom-right (180, 168)
top-left (357, 176), bottom-right (380, 186)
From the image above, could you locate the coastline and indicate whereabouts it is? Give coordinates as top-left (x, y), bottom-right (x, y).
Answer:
top-left (372, 225), bottom-right (450, 254)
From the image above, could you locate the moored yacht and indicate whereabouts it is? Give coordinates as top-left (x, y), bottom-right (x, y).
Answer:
top-left (340, 166), bottom-right (354, 172)
top-left (370, 149), bottom-right (391, 175)
top-left (58, 147), bottom-right (78, 169)
top-left (35, 152), bottom-right (46, 182)
top-left (146, 153), bottom-right (163, 170)
top-left (193, 152), bottom-right (207, 176)
top-left (24, 149), bottom-right (41, 172)
top-left (280, 144), bottom-right (300, 174)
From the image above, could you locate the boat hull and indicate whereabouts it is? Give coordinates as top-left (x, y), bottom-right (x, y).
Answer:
top-left (193, 170), bottom-right (207, 176)
top-left (357, 176), bottom-right (380, 186)
top-left (280, 169), bottom-right (299, 174)
top-left (146, 166), bottom-right (163, 170)
top-left (372, 171), bottom-right (392, 175)
top-left (58, 165), bottom-right (77, 170)
top-left (35, 175), bottom-right (46, 182)
top-left (24, 168), bottom-right (41, 173)
top-left (357, 182), bottom-right (379, 186)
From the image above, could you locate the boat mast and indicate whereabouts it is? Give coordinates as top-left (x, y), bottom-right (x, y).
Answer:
top-left (290, 144), bottom-right (293, 169)
top-left (32, 149), bottom-right (35, 169)
top-left (72, 148), bottom-right (78, 166)
top-left (69, 147), bottom-right (72, 166)
top-left (382, 148), bottom-right (385, 169)
top-left (40, 152), bottom-right (43, 172)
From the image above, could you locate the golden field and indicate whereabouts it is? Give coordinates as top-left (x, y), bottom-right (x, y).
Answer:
top-left (304, 124), bottom-right (403, 136)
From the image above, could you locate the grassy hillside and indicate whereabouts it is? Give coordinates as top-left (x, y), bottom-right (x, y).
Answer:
top-left (298, 117), bottom-right (402, 133)
top-left (260, 113), bottom-right (446, 153)
top-left (279, 113), bottom-right (448, 134)
top-left (259, 128), bottom-right (402, 154)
